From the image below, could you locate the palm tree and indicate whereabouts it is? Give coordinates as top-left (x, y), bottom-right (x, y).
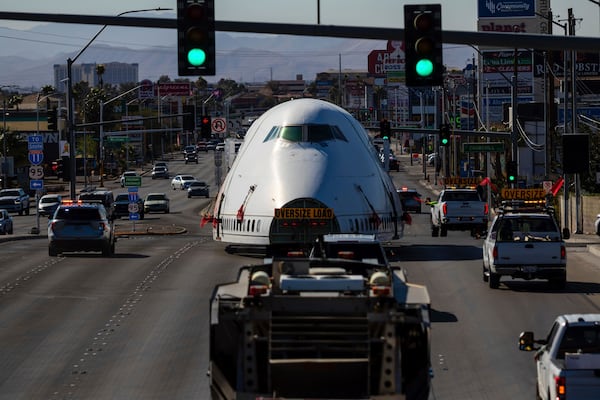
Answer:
top-left (96, 64), bottom-right (105, 88)
top-left (8, 94), bottom-right (23, 111)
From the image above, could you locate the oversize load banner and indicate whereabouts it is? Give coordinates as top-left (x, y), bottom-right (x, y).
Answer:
top-left (501, 188), bottom-right (546, 200)
top-left (274, 208), bottom-right (334, 219)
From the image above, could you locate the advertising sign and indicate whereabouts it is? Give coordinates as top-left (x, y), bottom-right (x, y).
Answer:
top-left (478, 0), bottom-right (536, 19)
top-left (533, 51), bottom-right (600, 78)
top-left (155, 82), bottom-right (192, 97)
top-left (368, 40), bottom-right (404, 76)
top-left (478, 17), bottom-right (542, 34)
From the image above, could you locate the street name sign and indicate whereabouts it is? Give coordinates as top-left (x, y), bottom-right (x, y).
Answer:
top-left (463, 142), bottom-right (505, 152)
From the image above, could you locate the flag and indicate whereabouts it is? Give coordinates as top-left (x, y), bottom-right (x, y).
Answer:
top-left (237, 205), bottom-right (245, 222)
top-left (550, 177), bottom-right (565, 197)
top-left (200, 215), bottom-right (213, 227)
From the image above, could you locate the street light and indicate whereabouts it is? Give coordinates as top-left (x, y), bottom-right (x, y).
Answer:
top-left (2, 100), bottom-right (7, 189)
top-left (99, 84), bottom-right (143, 186)
top-left (1, 85), bottom-right (17, 189)
top-left (66, 7), bottom-right (170, 199)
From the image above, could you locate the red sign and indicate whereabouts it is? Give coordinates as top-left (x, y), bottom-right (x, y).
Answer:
top-left (155, 83), bottom-right (192, 97)
top-left (368, 40), bottom-right (405, 76)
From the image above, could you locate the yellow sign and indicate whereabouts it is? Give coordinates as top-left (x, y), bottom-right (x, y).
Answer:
top-left (274, 208), bottom-right (334, 219)
top-left (501, 188), bottom-right (546, 200)
top-left (444, 177), bottom-right (482, 186)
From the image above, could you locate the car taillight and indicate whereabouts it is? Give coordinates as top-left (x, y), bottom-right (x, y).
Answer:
top-left (442, 203), bottom-right (447, 215)
top-left (249, 271), bottom-right (270, 296)
top-left (560, 245), bottom-right (566, 259)
top-left (484, 203), bottom-right (489, 215)
top-left (492, 245), bottom-right (498, 259)
top-left (554, 375), bottom-right (566, 400)
top-left (99, 222), bottom-right (107, 231)
top-left (248, 285), bottom-right (269, 296)
top-left (369, 271), bottom-right (391, 297)
top-left (371, 286), bottom-right (391, 297)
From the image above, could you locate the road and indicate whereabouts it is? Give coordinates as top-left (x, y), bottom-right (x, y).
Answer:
top-left (1, 150), bottom-right (600, 399)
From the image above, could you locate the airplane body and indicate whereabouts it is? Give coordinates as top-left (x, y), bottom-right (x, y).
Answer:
top-left (212, 98), bottom-right (404, 249)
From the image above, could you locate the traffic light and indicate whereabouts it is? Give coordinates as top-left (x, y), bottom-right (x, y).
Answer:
top-left (183, 105), bottom-right (195, 131)
top-left (47, 107), bottom-right (58, 131)
top-left (177, 0), bottom-right (215, 76)
top-left (200, 115), bottom-right (212, 139)
top-left (55, 158), bottom-right (64, 179)
top-left (404, 4), bottom-right (444, 87)
top-left (506, 160), bottom-right (518, 184)
top-left (439, 123), bottom-right (450, 146)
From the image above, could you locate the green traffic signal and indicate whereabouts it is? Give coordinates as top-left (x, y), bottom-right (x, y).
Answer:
top-left (415, 59), bottom-right (434, 77)
top-left (187, 48), bottom-right (207, 66)
top-left (177, 0), bottom-right (215, 76)
top-left (441, 137), bottom-right (449, 145)
top-left (506, 161), bottom-right (518, 183)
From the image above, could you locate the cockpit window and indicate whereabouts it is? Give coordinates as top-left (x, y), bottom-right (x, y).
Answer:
top-left (263, 124), bottom-right (348, 143)
top-left (280, 126), bottom-right (303, 142)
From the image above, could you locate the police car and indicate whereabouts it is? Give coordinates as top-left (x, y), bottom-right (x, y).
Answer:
top-left (48, 200), bottom-right (116, 257)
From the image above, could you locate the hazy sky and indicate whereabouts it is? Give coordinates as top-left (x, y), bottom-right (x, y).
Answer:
top-left (1, 0), bottom-right (598, 35)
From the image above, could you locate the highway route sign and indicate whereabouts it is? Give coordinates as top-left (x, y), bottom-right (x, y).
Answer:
top-left (27, 135), bottom-right (44, 151)
top-left (128, 203), bottom-right (139, 213)
top-left (29, 165), bottom-right (44, 179)
top-left (124, 176), bottom-right (142, 187)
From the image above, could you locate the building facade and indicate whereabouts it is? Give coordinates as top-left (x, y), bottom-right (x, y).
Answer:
top-left (53, 62), bottom-right (139, 93)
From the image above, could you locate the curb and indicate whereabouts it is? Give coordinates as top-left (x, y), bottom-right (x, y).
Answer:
top-left (115, 225), bottom-right (187, 236)
top-left (589, 245), bottom-right (600, 258)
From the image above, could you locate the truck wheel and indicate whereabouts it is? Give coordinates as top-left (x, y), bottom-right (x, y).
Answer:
top-left (431, 225), bottom-right (439, 237)
top-left (102, 242), bottom-right (114, 257)
top-left (18, 208), bottom-right (23, 216)
top-left (549, 274), bottom-right (567, 290)
top-left (440, 225), bottom-right (448, 237)
top-left (25, 206), bottom-right (30, 215)
top-left (489, 272), bottom-right (500, 289)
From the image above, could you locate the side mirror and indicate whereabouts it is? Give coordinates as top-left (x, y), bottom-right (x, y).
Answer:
top-left (518, 331), bottom-right (535, 351)
top-left (562, 228), bottom-right (570, 240)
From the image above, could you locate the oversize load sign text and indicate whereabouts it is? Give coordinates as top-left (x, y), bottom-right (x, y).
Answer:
top-left (274, 208), bottom-right (334, 219)
top-left (501, 188), bottom-right (546, 200)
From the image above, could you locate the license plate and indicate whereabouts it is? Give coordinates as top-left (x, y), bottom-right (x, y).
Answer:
top-left (522, 266), bottom-right (537, 273)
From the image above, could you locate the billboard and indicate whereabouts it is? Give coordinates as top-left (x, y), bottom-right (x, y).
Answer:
top-left (478, 0), bottom-right (536, 18)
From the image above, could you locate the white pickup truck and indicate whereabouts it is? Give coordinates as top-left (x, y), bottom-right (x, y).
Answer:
top-left (429, 188), bottom-right (488, 237)
top-left (519, 314), bottom-right (600, 400)
top-left (482, 202), bottom-right (568, 289)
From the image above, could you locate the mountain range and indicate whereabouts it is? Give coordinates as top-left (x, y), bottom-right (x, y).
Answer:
top-left (0, 26), bottom-right (472, 90)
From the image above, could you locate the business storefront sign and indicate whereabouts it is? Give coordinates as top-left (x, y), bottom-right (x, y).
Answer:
top-left (478, 0), bottom-right (536, 18)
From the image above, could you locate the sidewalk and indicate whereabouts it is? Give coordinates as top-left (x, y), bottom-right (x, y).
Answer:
top-left (395, 152), bottom-right (600, 258)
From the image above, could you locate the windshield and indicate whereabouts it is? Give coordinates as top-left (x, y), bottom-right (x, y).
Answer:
top-left (1, 190), bottom-right (21, 197)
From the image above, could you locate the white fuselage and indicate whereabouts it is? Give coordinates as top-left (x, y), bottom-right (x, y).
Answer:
top-left (213, 99), bottom-right (403, 246)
